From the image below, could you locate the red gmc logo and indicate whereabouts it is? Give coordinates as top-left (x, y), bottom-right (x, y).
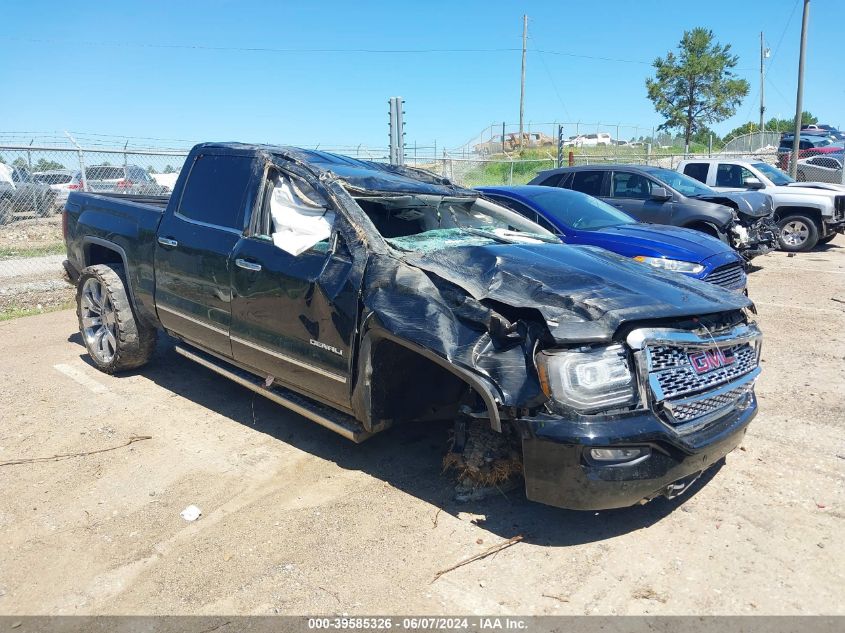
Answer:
top-left (688, 348), bottom-right (736, 375)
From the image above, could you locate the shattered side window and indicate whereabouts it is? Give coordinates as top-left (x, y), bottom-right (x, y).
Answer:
top-left (267, 172), bottom-right (335, 256)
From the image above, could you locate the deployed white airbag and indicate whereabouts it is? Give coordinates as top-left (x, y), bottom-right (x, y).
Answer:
top-left (270, 174), bottom-right (334, 256)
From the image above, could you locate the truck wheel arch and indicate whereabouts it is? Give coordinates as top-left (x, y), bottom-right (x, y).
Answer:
top-left (352, 327), bottom-right (503, 433)
top-left (81, 237), bottom-right (146, 326)
top-left (773, 206), bottom-right (822, 229)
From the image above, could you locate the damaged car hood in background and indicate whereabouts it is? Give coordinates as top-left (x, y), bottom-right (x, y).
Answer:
top-left (698, 190), bottom-right (773, 218)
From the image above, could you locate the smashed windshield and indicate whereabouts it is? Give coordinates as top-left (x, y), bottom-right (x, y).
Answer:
top-left (752, 162), bottom-right (794, 186)
top-left (353, 194), bottom-right (558, 252)
top-left (644, 167), bottom-right (714, 197)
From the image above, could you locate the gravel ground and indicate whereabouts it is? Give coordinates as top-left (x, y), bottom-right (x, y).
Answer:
top-left (0, 217), bottom-right (71, 316)
top-left (0, 237), bottom-right (842, 616)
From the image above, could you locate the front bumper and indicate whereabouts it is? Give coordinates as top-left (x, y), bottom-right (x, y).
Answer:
top-left (517, 397), bottom-right (756, 510)
top-left (733, 218), bottom-right (778, 261)
top-left (822, 218), bottom-right (845, 236)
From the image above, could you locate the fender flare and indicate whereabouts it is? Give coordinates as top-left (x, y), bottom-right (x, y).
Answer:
top-left (80, 236), bottom-right (145, 322)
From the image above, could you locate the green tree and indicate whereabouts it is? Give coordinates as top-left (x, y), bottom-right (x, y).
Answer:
top-left (723, 111), bottom-right (819, 141)
top-left (691, 126), bottom-right (721, 147)
top-left (34, 159), bottom-right (65, 171)
top-left (163, 164), bottom-right (175, 174)
top-left (646, 28), bottom-right (749, 148)
top-left (146, 165), bottom-right (156, 174)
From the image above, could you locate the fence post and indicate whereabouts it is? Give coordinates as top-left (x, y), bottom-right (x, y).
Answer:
top-left (556, 125), bottom-right (563, 168)
top-left (27, 141), bottom-right (38, 215)
top-left (508, 158), bottom-right (514, 185)
top-left (615, 124), bottom-right (620, 160)
top-left (65, 132), bottom-right (88, 192)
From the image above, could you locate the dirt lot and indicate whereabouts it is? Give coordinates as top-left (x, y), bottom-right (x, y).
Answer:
top-left (0, 238), bottom-right (843, 616)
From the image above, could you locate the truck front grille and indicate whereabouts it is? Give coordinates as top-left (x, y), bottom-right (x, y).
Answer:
top-left (834, 196), bottom-right (845, 220)
top-left (628, 324), bottom-right (762, 434)
top-left (665, 383), bottom-right (754, 424)
top-left (703, 263), bottom-right (746, 290)
top-left (648, 342), bottom-right (757, 400)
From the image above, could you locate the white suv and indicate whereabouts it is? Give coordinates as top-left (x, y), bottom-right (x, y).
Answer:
top-left (563, 133), bottom-right (612, 147)
top-left (677, 158), bottom-right (845, 251)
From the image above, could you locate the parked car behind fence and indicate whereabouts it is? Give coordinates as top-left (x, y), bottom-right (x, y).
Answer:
top-left (0, 163), bottom-right (58, 224)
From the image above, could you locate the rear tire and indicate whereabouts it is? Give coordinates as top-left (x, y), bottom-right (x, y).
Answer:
top-left (76, 264), bottom-right (157, 374)
top-left (777, 214), bottom-right (819, 252)
top-left (817, 233), bottom-right (837, 245)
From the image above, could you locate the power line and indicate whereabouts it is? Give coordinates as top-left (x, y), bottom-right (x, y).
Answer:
top-left (0, 35), bottom-right (652, 64)
top-left (767, 0), bottom-right (801, 70)
top-left (527, 37), bottom-right (572, 121)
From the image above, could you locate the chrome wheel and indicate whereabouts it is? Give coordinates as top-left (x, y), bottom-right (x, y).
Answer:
top-left (781, 221), bottom-right (810, 247)
top-left (80, 277), bottom-right (117, 364)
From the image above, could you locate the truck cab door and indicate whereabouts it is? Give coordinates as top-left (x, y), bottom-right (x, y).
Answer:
top-left (154, 151), bottom-right (257, 357)
top-left (228, 168), bottom-right (362, 410)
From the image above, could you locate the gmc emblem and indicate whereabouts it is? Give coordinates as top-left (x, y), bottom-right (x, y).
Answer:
top-left (688, 348), bottom-right (735, 375)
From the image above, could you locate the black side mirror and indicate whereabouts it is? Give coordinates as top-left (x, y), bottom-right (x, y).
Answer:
top-left (650, 186), bottom-right (672, 201)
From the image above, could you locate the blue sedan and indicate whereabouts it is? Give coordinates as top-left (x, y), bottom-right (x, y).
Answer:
top-left (477, 185), bottom-right (747, 292)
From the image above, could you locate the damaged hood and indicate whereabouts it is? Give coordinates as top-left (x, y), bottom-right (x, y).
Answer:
top-left (696, 190), bottom-right (773, 219)
top-left (404, 242), bottom-right (751, 344)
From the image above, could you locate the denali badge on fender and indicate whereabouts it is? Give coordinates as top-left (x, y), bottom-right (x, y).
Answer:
top-left (310, 338), bottom-right (344, 356)
top-left (688, 348), bottom-right (736, 375)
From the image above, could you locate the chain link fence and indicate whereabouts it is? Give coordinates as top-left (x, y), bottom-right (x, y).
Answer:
top-left (2, 131), bottom-right (842, 320)
top-left (0, 140), bottom-right (189, 319)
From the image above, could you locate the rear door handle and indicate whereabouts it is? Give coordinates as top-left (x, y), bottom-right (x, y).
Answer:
top-left (235, 258), bottom-right (262, 272)
top-left (157, 237), bottom-right (178, 248)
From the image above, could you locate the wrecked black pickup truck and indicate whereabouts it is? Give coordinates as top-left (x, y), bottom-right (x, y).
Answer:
top-left (63, 142), bottom-right (762, 510)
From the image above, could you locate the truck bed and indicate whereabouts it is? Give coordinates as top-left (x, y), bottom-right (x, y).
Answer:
top-left (70, 191), bottom-right (170, 209)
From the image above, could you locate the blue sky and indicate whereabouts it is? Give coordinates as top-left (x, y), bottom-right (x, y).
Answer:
top-left (1, 0), bottom-right (843, 149)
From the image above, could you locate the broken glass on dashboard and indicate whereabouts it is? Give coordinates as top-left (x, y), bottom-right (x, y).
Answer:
top-left (352, 194), bottom-right (557, 253)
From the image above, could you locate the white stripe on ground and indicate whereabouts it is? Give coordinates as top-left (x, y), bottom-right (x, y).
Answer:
top-left (53, 363), bottom-right (108, 394)
top-left (0, 254), bottom-right (65, 280)
top-left (774, 267), bottom-right (845, 275)
top-left (756, 301), bottom-right (845, 315)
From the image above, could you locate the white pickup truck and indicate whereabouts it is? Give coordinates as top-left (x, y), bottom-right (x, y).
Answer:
top-left (677, 158), bottom-right (845, 251)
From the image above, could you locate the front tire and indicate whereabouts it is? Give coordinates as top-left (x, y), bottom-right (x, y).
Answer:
top-left (817, 233), bottom-right (838, 245)
top-left (76, 264), bottom-right (157, 374)
top-left (777, 214), bottom-right (819, 252)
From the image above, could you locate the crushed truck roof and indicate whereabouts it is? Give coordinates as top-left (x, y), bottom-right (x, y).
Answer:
top-left (194, 142), bottom-right (475, 197)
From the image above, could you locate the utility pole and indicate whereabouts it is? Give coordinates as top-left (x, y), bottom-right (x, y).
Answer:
top-left (790, 0), bottom-right (810, 178)
top-left (759, 32), bottom-right (770, 149)
top-left (518, 14), bottom-right (527, 150)
top-left (388, 97), bottom-right (405, 166)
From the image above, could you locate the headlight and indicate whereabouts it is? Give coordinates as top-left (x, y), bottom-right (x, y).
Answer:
top-left (633, 256), bottom-right (704, 274)
top-left (536, 345), bottom-right (637, 413)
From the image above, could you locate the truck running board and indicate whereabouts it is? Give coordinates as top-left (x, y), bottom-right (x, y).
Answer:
top-left (173, 343), bottom-right (372, 443)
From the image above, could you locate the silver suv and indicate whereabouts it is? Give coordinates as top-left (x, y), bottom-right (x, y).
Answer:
top-left (73, 165), bottom-right (169, 196)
